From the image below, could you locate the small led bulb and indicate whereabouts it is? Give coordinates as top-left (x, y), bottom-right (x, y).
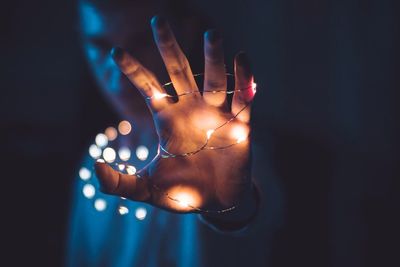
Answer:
top-left (126, 165), bottom-right (137, 175)
top-left (118, 206), bottom-right (129, 215)
top-left (236, 136), bottom-right (247, 144)
top-left (206, 129), bottom-right (215, 139)
top-left (95, 133), bottom-right (108, 148)
top-left (232, 125), bottom-right (248, 144)
top-left (118, 120), bottom-right (132, 135)
top-left (174, 192), bottom-right (194, 208)
top-left (252, 82), bottom-right (257, 94)
top-left (118, 164), bottom-right (126, 171)
top-left (94, 198), bottom-right (107, 211)
top-left (153, 92), bottom-right (168, 99)
top-left (135, 207), bottom-right (147, 220)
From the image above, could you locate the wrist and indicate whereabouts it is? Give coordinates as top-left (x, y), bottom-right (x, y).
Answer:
top-left (200, 182), bottom-right (260, 232)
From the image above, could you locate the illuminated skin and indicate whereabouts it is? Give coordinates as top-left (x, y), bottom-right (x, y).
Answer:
top-left (81, 3), bottom-right (257, 222)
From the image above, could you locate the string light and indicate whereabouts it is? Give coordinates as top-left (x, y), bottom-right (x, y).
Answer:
top-left (79, 167), bottom-right (91, 181)
top-left (118, 164), bottom-right (126, 171)
top-left (136, 145), bottom-right (149, 161)
top-left (105, 127), bottom-right (118, 141)
top-left (79, 73), bottom-right (256, 215)
top-left (153, 92), bottom-right (168, 99)
top-left (135, 207), bottom-right (147, 220)
top-left (118, 147), bottom-right (131, 161)
top-left (95, 133), bottom-right (108, 148)
top-left (206, 129), bottom-right (214, 139)
top-left (118, 120), bottom-right (132, 135)
top-left (94, 198), bottom-right (107, 211)
top-left (89, 144), bottom-right (102, 159)
top-left (126, 165), bottom-right (137, 175)
top-left (103, 147), bottom-right (116, 163)
top-left (118, 206), bottom-right (129, 215)
top-left (83, 184), bottom-right (95, 199)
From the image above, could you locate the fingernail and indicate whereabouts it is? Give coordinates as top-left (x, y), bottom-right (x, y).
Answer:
top-left (205, 29), bottom-right (221, 44)
top-left (110, 47), bottom-right (123, 61)
top-left (151, 15), bottom-right (167, 28)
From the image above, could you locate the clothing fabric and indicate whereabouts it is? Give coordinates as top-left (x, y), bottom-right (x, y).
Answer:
top-left (66, 132), bottom-right (282, 267)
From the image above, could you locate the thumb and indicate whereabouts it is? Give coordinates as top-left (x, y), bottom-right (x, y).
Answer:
top-left (94, 162), bottom-right (151, 202)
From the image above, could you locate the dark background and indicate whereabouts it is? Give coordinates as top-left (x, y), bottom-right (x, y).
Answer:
top-left (1, 0), bottom-right (399, 266)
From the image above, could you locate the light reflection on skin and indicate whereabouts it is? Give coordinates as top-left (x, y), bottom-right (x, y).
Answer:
top-left (166, 186), bottom-right (202, 212)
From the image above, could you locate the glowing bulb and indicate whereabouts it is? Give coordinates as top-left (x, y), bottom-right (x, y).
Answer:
top-left (94, 198), bottom-right (107, 211)
top-left (135, 207), bottom-right (147, 220)
top-left (126, 165), bottom-right (136, 175)
top-left (118, 164), bottom-right (126, 171)
top-left (82, 184), bottom-right (95, 199)
top-left (105, 127), bottom-right (117, 141)
top-left (79, 167), bottom-right (91, 181)
top-left (118, 120), bottom-right (132, 135)
top-left (95, 133), bottom-right (108, 148)
top-left (103, 147), bottom-right (116, 163)
top-left (206, 129), bottom-right (215, 139)
top-left (136, 145), bottom-right (149, 161)
top-left (89, 144), bottom-right (102, 159)
top-left (237, 136), bottom-right (247, 143)
top-left (118, 147), bottom-right (131, 161)
top-left (252, 82), bottom-right (257, 94)
top-left (118, 206), bottom-right (129, 215)
top-left (153, 92), bottom-right (168, 99)
top-left (231, 125), bottom-right (248, 144)
top-left (175, 193), bottom-right (193, 208)
top-left (96, 158), bottom-right (105, 163)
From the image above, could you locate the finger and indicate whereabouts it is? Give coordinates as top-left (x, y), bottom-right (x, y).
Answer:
top-left (203, 30), bottom-right (227, 107)
top-left (232, 52), bottom-right (256, 123)
top-left (111, 47), bottom-right (168, 112)
top-left (151, 16), bottom-right (198, 98)
top-left (94, 162), bottom-right (151, 202)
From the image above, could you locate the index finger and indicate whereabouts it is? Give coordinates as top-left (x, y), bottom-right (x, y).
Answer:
top-left (151, 16), bottom-right (198, 98)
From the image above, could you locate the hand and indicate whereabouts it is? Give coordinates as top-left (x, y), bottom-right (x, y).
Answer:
top-left (95, 16), bottom-right (256, 216)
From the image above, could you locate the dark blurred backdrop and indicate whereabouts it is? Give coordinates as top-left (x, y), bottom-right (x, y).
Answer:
top-left (1, 0), bottom-right (399, 266)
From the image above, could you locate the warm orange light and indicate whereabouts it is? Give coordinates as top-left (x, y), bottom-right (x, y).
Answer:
top-left (118, 120), bottom-right (132, 135)
top-left (167, 186), bottom-right (202, 211)
top-left (206, 129), bottom-right (215, 139)
top-left (231, 125), bottom-right (248, 144)
top-left (105, 127), bottom-right (118, 141)
top-left (153, 92), bottom-right (168, 99)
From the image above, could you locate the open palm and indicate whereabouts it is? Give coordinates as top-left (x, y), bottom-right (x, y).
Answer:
top-left (95, 16), bottom-right (256, 214)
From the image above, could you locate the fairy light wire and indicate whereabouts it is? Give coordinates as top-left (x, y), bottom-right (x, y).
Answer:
top-left (83, 73), bottom-right (257, 215)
